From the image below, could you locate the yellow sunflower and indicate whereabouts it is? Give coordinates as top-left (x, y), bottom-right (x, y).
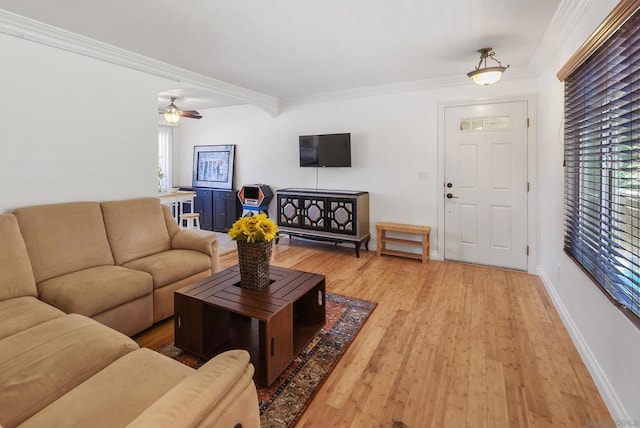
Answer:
top-left (228, 214), bottom-right (279, 243)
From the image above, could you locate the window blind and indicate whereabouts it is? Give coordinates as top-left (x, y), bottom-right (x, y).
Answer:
top-left (158, 125), bottom-right (173, 191)
top-left (564, 9), bottom-right (640, 321)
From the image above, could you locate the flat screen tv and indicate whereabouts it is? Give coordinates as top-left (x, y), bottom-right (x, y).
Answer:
top-left (299, 133), bottom-right (351, 167)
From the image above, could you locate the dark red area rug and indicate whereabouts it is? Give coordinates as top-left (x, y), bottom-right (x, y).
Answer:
top-left (155, 293), bottom-right (376, 427)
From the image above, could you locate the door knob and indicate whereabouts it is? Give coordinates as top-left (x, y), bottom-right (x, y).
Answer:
top-left (446, 193), bottom-right (459, 199)
top-left (446, 183), bottom-right (453, 188)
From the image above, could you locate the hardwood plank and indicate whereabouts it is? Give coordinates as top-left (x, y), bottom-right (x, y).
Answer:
top-left (134, 238), bottom-right (613, 427)
top-left (323, 325), bottom-right (386, 409)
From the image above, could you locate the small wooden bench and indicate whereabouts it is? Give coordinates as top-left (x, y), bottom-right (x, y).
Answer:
top-left (376, 222), bottom-right (431, 263)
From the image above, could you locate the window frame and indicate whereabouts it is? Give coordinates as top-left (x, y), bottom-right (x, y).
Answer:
top-left (560, 1), bottom-right (640, 326)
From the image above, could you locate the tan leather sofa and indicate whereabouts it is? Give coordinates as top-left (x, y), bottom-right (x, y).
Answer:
top-left (13, 197), bottom-right (218, 336)
top-left (0, 212), bottom-right (260, 427)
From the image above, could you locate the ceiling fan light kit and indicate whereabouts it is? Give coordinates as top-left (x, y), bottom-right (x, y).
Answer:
top-left (467, 48), bottom-right (509, 86)
top-left (161, 97), bottom-right (203, 123)
top-left (163, 98), bottom-right (182, 123)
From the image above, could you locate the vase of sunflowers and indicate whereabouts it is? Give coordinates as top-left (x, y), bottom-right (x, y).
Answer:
top-left (228, 214), bottom-right (278, 291)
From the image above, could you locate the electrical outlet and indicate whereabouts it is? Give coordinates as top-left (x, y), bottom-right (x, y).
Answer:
top-left (417, 172), bottom-right (429, 182)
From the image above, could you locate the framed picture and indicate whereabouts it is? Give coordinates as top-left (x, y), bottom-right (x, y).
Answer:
top-left (192, 145), bottom-right (236, 189)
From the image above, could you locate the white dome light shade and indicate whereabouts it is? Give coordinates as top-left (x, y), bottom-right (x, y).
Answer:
top-left (468, 66), bottom-right (506, 86)
top-left (467, 48), bottom-right (509, 86)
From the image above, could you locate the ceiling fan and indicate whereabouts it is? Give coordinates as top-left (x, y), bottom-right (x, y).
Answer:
top-left (160, 97), bottom-right (202, 123)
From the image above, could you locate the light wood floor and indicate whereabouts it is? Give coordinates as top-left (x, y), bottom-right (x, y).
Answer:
top-left (134, 239), bottom-right (613, 428)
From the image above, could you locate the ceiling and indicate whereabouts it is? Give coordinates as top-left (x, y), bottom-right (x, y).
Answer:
top-left (0, 0), bottom-right (562, 110)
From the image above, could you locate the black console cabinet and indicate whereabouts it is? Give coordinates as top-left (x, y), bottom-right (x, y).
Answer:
top-left (276, 188), bottom-right (370, 257)
top-left (193, 188), bottom-right (214, 230)
top-left (213, 190), bottom-right (241, 232)
top-left (186, 187), bottom-right (241, 232)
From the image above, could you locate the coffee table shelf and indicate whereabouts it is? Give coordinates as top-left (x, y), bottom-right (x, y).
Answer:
top-left (174, 265), bottom-right (326, 386)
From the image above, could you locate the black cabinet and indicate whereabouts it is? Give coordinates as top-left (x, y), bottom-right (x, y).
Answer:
top-left (213, 190), bottom-right (241, 232)
top-left (188, 187), bottom-right (240, 232)
top-left (193, 188), bottom-right (214, 230)
top-left (276, 188), bottom-right (370, 257)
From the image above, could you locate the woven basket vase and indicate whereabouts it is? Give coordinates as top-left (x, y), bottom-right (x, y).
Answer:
top-left (236, 240), bottom-right (274, 291)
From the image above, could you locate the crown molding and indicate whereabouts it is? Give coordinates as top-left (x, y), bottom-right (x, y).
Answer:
top-left (281, 75), bottom-right (466, 107)
top-left (557, 0), bottom-right (640, 80)
top-left (280, 68), bottom-right (538, 107)
top-left (0, 9), bottom-right (279, 116)
top-left (529, 0), bottom-right (592, 75)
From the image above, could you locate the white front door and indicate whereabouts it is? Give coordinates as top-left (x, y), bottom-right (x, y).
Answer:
top-left (443, 101), bottom-right (528, 270)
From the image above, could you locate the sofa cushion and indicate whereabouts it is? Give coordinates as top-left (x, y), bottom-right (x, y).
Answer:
top-left (123, 249), bottom-right (211, 289)
top-left (0, 296), bottom-right (64, 341)
top-left (0, 296), bottom-right (65, 339)
top-left (0, 214), bottom-right (38, 300)
top-left (0, 314), bottom-right (138, 427)
top-left (20, 348), bottom-right (193, 428)
top-left (37, 265), bottom-right (153, 317)
top-left (14, 202), bottom-right (115, 284)
top-left (101, 198), bottom-right (172, 265)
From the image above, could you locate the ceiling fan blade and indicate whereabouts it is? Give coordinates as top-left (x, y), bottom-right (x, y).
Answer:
top-left (181, 111), bottom-right (202, 119)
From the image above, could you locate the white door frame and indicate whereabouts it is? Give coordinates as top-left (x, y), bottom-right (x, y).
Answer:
top-left (436, 95), bottom-right (537, 274)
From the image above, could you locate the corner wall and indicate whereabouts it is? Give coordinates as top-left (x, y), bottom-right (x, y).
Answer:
top-left (536, 0), bottom-right (640, 421)
top-left (0, 33), bottom-right (172, 212)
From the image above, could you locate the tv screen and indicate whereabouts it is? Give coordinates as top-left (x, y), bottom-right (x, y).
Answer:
top-left (299, 133), bottom-right (351, 167)
top-left (244, 186), bottom-right (260, 200)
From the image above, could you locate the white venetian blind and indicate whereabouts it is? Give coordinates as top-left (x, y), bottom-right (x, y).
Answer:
top-left (158, 124), bottom-right (173, 191)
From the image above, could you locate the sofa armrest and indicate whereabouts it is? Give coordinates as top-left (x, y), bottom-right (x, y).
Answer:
top-left (126, 350), bottom-right (260, 428)
top-left (171, 231), bottom-right (220, 273)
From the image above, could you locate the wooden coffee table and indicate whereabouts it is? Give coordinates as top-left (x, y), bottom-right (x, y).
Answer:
top-left (174, 265), bottom-right (326, 386)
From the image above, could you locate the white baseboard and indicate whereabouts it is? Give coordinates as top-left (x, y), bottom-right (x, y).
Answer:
top-left (536, 267), bottom-right (629, 422)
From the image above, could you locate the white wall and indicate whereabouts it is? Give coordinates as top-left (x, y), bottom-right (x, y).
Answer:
top-left (536, 0), bottom-right (640, 422)
top-left (0, 33), bottom-right (173, 212)
top-left (176, 78), bottom-right (538, 256)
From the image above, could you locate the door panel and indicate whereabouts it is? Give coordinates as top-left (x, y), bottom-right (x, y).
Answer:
top-left (490, 143), bottom-right (512, 189)
top-left (278, 195), bottom-right (301, 227)
top-left (444, 101), bottom-right (528, 270)
top-left (328, 199), bottom-right (356, 234)
top-left (459, 204), bottom-right (478, 245)
top-left (490, 205), bottom-right (511, 248)
top-left (301, 197), bottom-right (326, 231)
top-left (459, 145), bottom-right (478, 189)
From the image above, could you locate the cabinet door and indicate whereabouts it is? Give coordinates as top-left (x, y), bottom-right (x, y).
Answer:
top-left (194, 188), bottom-right (213, 231)
top-left (301, 196), bottom-right (327, 231)
top-left (327, 198), bottom-right (356, 235)
top-left (213, 190), bottom-right (239, 232)
top-left (277, 194), bottom-right (301, 227)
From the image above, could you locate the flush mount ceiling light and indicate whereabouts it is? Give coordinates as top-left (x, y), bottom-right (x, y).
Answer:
top-left (467, 48), bottom-right (509, 86)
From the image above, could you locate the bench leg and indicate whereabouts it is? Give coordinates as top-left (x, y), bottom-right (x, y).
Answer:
top-left (376, 229), bottom-right (384, 256)
top-left (422, 233), bottom-right (430, 263)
